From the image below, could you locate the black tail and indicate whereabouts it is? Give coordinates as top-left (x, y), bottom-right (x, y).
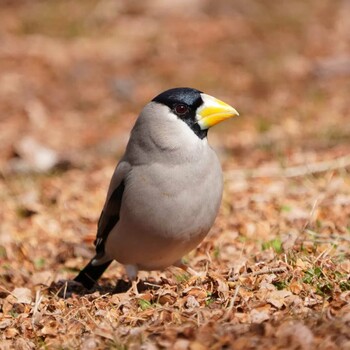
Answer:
top-left (74, 259), bottom-right (112, 290)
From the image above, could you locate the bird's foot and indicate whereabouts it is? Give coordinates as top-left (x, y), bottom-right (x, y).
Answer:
top-left (131, 280), bottom-right (140, 296)
top-left (123, 264), bottom-right (141, 295)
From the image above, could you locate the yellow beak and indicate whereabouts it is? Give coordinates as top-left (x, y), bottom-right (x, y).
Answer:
top-left (196, 93), bottom-right (239, 130)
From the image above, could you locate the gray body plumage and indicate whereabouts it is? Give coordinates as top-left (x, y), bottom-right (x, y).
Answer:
top-left (95, 103), bottom-right (223, 271)
top-left (74, 87), bottom-right (238, 289)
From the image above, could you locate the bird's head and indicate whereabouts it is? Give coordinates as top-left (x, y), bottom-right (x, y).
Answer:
top-left (152, 87), bottom-right (239, 139)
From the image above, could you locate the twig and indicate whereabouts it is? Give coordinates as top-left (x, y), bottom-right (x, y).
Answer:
top-left (0, 285), bottom-right (14, 295)
top-left (225, 154), bottom-right (350, 179)
top-left (304, 239), bottom-right (346, 245)
top-left (31, 290), bottom-right (43, 328)
top-left (143, 282), bottom-right (162, 289)
top-left (306, 229), bottom-right (350, 243)
top-left (228, 267), bottom-right (287, 282)
top-left (314, 246), bottom-right (334, 263)
top-left (223, 284), bottom-right (241, 321)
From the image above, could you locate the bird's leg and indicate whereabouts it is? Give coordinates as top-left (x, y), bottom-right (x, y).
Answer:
top-left (125, 264), bottom-right (139, 295)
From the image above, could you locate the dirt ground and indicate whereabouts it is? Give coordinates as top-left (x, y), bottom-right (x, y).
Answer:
top-left (0, 1), bottom-right (349, 349)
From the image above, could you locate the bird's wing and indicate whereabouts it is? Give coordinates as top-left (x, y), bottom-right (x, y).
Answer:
top-left (94, 161), bottom-right (130, 260)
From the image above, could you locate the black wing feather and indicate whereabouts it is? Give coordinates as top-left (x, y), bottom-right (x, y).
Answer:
top-left (94, 180), bottom-right (125, 258)
top-left (74, 181), bottom-right (125, 289)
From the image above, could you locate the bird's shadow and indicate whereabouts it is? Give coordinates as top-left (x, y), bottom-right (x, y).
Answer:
top-left (50, 278), bottom-right (163, 299)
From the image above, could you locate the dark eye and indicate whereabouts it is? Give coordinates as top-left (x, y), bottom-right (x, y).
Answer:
top-left (174, 104), bottom-right (189, 115)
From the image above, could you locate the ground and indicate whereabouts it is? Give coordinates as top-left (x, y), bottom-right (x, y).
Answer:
top-left (0, 1), bottom-right (349, 349)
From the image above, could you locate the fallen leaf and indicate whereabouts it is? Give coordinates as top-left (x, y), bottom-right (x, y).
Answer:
top-left (0, 319), bottom-right (12, 330)
top-left (183, 287), bottom-right (207, 299)
top-left (5, 327), bottom-right (19, 339)
top-left (173, 339), bottom-right (190, 350)
top-left (190, 341), bottom-right (207, 350)
top-left (41, 321), bottom-right (60, 336)
top-left (290, 281), bottom-right (303, 294)
top-left (250, 305), bottom-right (271, 323)
top-left (158, 293), bottom-right (177, 305)
top-left (266, 290), bottom-right (292, 309)
top-left (185, 295), bottom-right (200, 309)
top-left (31, 271), bottom-right (54, 286)
top-left (12, 288), bottom-right (32, 304)
top-left (11, 136), bottom-right (60, 173)
top-left (14, 338), bottom-right (36, 350)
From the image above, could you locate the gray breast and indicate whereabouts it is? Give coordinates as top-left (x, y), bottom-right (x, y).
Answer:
top-left (105, 147), bottom-right (223, 270)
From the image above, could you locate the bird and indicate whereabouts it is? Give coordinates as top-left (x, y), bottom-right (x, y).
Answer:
top-left (74, 87), bottom-right (239, 290)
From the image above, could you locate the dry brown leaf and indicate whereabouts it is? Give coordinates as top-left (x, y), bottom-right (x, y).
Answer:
top-left (0, 1), bottom-right (349, 348)
top-left (266, 290), bottom-right (292, 309)
top-left (304, 296), bottom-right (323, 307)
top-left (41, 320), bottom-right (60, 336)
top-left (173, 339), bottom-right (190, 350)
top-left (93, 327), bottom-right (115, 341)
top-left (185, 295), bottom-right (200, 309)
top-left (138, 292), bottom-right (153, 302)
top-left (4, 327), bottom-right (19, 339)
top-left (14, 338), bottom-right (36, 350)
top-left (250, 305), bottom-right (271, 323)
top-left (158, 293), bottom-right (177, 305)
top-left (80, 337), bottom-right (99, 350)
top-left (339, 261), bottom-right (350, 273)
top-left (190, 341), bottom-right (207, 350)
top-left (183, 287), bottom-right (207, 300)
top-left (289, 281), bottom-right (303, 295)
top-left (31, 271), bottom-right (54, 286)
top-left (12, 288), bottom-right (32, 304)
top-left (295, 258), bottom-right (311, 269)
top-left (0, 319), bottom-right (13, 330)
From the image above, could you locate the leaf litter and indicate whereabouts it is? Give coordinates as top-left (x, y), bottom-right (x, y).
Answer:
top-left (0, 0), bottom-right (350, 349)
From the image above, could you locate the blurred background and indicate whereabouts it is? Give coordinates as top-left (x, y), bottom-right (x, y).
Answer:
top-left (0, 0), bottom-right (349, 173)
